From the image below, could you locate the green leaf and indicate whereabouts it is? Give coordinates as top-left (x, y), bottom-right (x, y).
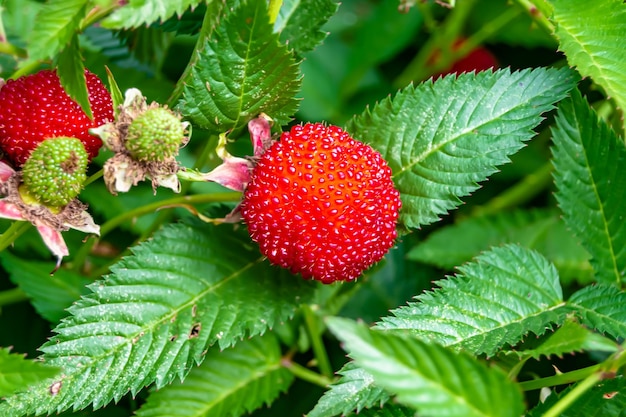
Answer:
top-left (101, 0), bottom-right (204, 30)
top-left (551, 88), bottom-right (626, 285)
top-left (56, 34), bottom-right (92, 119)
top-left (0, 349), bottom-right (60, 398)
top-left (28, 0), bottom-right (87, 62)
top-left (0, 219), bottom-right (316, 416)
top-left (105, 66), bottom-right (124, 116)
top-left (307, 363), bottom-right (389, 417)
top-left (327, 317), bottom-right (525, 417)
top-left (527, 377), bottom-right (626, 417)
top-left (377, 244), bottom-right (567, 356)
top-left (568, 284), bottom-right (626, 340)
top-left (346, 67), bottom-right (577, 230)
top-left (551, 0), bottom-right (626, 112)
top-left (508, 319), bottom-right (618, 361)
top-left (135, 333), bottom-right (293, 417)
top-left (178, 0), bottom-right (301, 135)
top-left (275, 0), bottom-right (338, 56)
top-left (407, 209), bottom-right (593, 284)
top-left (0, 252), bottom-right (91, 323)
top-left (348, 403), bottom-right (415, 417)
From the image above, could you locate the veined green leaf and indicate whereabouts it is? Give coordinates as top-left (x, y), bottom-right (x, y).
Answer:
top-left (28, 0), bottom-right (87, 62)
top-left (101, 0), bottom-right (204, 29)
top-left (507, 319), bottom-right (618, 361)
top-left (275, 0), bottom-right (338, 56)
top-left (136, 333), bottom-right (293, 417)
top-left (407, 209), bottom-right (592, 283)
top-left (307, 363), bottom-right (389, 417)
top-left (551, 88), bottom-right (626, 285)
top-left (56, 34), bottom-right (92, 119)
top-left (0, 348), bottom-right (60, 398)
top-left (569, 284), bottom-right (626, 340)
top-left (0, 219), bottom-right (316, 416)
top-left (0, 252), bottom-right (91, 323)
top-left (178, 0), bottom-right (301, 135)
top-left (347, 67), bottom-right (577, 230)
top-left (527, 377), bottom-right (626, 417)
top-left (327, 317), bottom-right (524, 417)
top-left (551, 0), bottom-right (626, 113)
top-left (378, 244), bottom-right (567, 356)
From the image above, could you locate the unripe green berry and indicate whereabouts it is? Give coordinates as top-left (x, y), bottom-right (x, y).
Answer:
top-left (125, 107), bottom-right (185, 162)
top-left (22, 137), bottom-right (88, 208)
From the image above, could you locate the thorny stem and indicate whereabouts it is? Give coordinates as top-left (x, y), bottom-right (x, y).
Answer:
top-left (541, 372), bottom-right (603, 417)
top-left (512, 0), bottom-right (555, 35)
top-left (518, 363), bottom-right (604, 391)
top-left (303, 304), bottom-right (334, 380)
top-left (71, 191), bottom-right (241, 272)
top-left (281, 356), bottom-right (333, 388)
top-left (0, 287), bottom-right (28, 307)
top-left (0, 221), bottom-right (31, 253)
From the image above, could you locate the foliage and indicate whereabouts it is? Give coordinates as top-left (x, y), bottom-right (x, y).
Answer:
top-left (0, 0), bottom-right (625, 416)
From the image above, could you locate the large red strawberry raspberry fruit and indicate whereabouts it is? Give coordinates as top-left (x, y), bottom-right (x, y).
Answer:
top-left (0, 69), bottom-right (113, 165)
top-left (240, 123), bottom-right (401, 283)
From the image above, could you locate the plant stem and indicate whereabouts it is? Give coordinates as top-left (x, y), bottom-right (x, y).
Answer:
top-left (303, 304), bottom-right (334, 380)
top-left (0, 221), bottom-right (30, 252)
top-left (519, 363), bottom-right (603, 391)
top-left (541, 372), bottom-right (602, 417)
top-left (512, 0), bottom-right (555, 35)
top-left (471, 161), bottom-right (554, 217)
top-left (84, 168), bottom-right (103, 187)
top-left (0, 287), bottom-right (28, 307)
top-left (281, 357), bottom-right (332, 388)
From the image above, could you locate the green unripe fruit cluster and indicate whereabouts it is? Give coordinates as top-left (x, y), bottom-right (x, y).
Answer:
top-left (125, 107), bottom-right (185, 162)
top-left (22, 136), bottom-right (88, 208)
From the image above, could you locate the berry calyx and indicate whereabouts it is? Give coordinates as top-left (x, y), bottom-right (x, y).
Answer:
top-left (240, 123), bottom-right (401, 283)
top-left (125, 107), bottom-right (186, 162)
top-left (0, 69), bottom-right (113, 165)
top-left (21, 137), bottom-right (88, 208)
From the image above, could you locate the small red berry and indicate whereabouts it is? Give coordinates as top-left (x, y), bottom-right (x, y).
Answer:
top-left (0, 69), bottom-right (113, 165)
top-left (431, 38), bottom-right (498, 78)
top-left (240, 123), bottom-right (401, 283)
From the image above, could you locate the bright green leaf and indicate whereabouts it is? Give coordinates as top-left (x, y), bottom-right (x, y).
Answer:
top-left (551, 88), bottom-right (626, 285)
top-left (0, 252), bottom-right (91, 323)
top-left (408, 209), bottom-right (592, 284)
top-left (28, 0), bottom-right (87, 62)
top-left (0, 348), bottom-right (60, 398)
top-left (136, 333), bottom-right (293, 417)
top-left (0, 219), bottom-right (316, 416)
top-left (552, 0), bottom-right (626, 113)
top-left (307, 363), bottom-right (389, 417)
top-left (327, 317), bottom-right (525, 417)
top-left (101, 0), bottom-right (204, 30)
top-left (347, 67), bottom-right (577, 230)
top-left (378, 244), bottom-right (567, 356)
top-left (56, 34), bottom-right (92, 119)
top-left (569, 284), bottom-right (626, 340)
top-left (178, 0), bottom-right (301, 135)
top-left (275, 0), bottom-right (338, 56)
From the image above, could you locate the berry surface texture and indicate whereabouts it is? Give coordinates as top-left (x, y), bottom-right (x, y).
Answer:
top-left (0, 69), bottom-right (113, 165)
top-left (241, 123), bottom-right (401, 283)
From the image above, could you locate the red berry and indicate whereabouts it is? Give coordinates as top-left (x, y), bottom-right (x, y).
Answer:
top-left (0, 69), bottom-right (113, 165)
top-left (241, 123), bottom-right (401, 283)
top-left (431, 38), bottom-right (498, 78)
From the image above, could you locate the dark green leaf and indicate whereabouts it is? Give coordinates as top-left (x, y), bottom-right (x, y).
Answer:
top-left (348, 403), bottom-right (415, 417)
top-left (347, 67), bottom-right (577, 230)
top-left (0, 348), bottom-right (60, 398)
top-left (276, 0), bottom-right (338, 56)
top-left (569, 284), bottom-right (626, 340)
top-left (327, 317), bottom-right (525, 417)
top-left (407, 209), bottom-right (592, 284)
top-left (0, 252), bottom-right (91, 323)
top-left (551, 88), bottom-right (626, 285)
top-left (28, 0), bottom-right (87, 62)
top-left (378, 244), bottom-right (567, 356)
top-left (178, 0), bottom-right (301, 135)
top-left (56, 34), bottom-right (92, 119)
top-left (136, 333), bottom-right (293, 417)
top-left (552, 0), bottom-right (626, 112)
top-left (0, 219), bottom-right (316, 416)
